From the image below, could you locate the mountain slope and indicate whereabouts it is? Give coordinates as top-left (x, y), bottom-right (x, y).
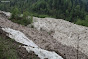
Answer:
top-left (33, 17), bottom-right (88, 59)
top-left (0, 31), bottom-right (40, 59)
top-left (0, 11), bottom-right (88, 59)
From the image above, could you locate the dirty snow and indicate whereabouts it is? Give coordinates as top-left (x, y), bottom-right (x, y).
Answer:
top-left (2, 28), bottom-right (63, 59)
top-left (24, 46), bottom-right (63, 59)
top-left (2, 28), bottom-right (38, 47)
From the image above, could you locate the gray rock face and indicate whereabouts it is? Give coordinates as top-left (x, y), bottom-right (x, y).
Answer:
top-left (0, 13), bottom-right (88, 59)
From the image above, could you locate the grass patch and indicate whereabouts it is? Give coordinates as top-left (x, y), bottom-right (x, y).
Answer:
top-left (0, 35), bottom-right (40, 59)
top-left (0, 36), bottom-right (20, 59)
top-left (29, 12), bottom-right (50, 18)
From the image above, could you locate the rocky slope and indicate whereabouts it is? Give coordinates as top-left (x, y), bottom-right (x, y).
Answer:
top-left (32, 17), bottom-right (88, 59)
top-left (1, 27), bottom-right (63, 59)
top-left (0, 11), bottom-right (88, 59)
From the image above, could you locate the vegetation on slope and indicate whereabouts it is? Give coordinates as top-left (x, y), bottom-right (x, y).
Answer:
top-left (0, 0), bottom-right (88, 26)
top-left (0, 35), bottom-right (40, 59)
top-left (0, 36), bottom-right (20, 59)
top-left (10, 8), bottom-right (33, 26)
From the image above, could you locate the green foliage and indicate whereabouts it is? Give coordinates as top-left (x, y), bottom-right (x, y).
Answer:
top-left (76, 16), bottom-right (88, 27)
top-left (10, 9), bottom-right (33, 26)
top-left (0, 0), bottom-right (88, 27)
top-left (33, 14), bottom-right (49, 18)
top-left (76, 19), bottom-right (84, 25)
top-left (29, 12), bottom-right (50, 18)
top-left (30, 16), bottom-right (33, 23)
top-left (23, 11), bottom-right (29, 19)
top-left (85, 15), bottom-right (88, 20)
top-left (0, 36), bottom-right (19, 59)
top-left (11, 7), bottom-right (20, 20)
top-left (0, 41), bottom-right (4, 59)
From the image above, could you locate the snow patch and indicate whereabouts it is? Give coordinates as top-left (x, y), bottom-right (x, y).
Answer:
top-left (2, 28), bottom-right (63, 59)
top-left (23, 46), bottom-right (63, 59)
top-left (2, 28), bottom-right (38, 47)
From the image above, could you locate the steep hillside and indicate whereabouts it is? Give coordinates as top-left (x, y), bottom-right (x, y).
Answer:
top-left (33, 17), bottom-right (88, 58)
top-left (0, 29), bottom-right (40, 59)
top-left (0, 11), bottom-right (88, 59)
top-left (0, 11), bottom-right (64, 59)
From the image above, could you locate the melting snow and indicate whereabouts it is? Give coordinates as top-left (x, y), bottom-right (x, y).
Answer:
top-left (24, 46), bottom-right (63, 59)
top-left (2, 28), bottom-right (38, 47)
top-left (2, 28), bottom-right (63, 59)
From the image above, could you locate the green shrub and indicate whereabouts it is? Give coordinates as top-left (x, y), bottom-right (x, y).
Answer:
top-left (38, 15), bottom-right (48, 18)
top-left (10, 9), bottom-right (33, 26)
top-left (10, 7), bottom-right (20, 20)
top-left (75, 18), bottom-right (88, 27)
top-left (30, 12), bottom-right (49, 18)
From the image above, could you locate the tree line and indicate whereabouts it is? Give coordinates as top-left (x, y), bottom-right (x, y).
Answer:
top-left (0, 0), bottom-right (88, 26)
